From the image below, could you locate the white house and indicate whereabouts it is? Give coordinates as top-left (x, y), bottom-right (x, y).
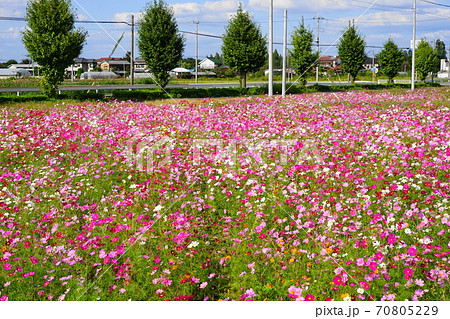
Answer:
top-left (198, 57), bottom-right (222, 70)
top-left (437, 58), bottom-right (449, 78)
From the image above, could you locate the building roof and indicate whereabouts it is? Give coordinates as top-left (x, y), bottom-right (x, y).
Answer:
top-left (200, 57), bottom-right (222, 65)
top-left (363, 57), bottom-right (378, 64)
top-left (97, 57), bottom-right (124, 62)
top-left (319, 56), bottom-right (339, 62)
top-left (171, 67), bottom-right (191, 73)
top-left (8, 64), bottom-right (39, 69)
top-left (74, 58), bottom-right (97, 63)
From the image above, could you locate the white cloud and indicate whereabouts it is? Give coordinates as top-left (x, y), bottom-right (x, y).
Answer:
top-left (248, 0), bottom-right (296, 10)
top-left (0, 8), bottom-right (23, 17)
top-left (0, 27), bottom-right (24, 40)
top-left (171, 2), bottom-right (201, 16)
top-left (204, 0), bottom-right (239, 11)
top-left (422, 30), bottom-right (450, 42)
top-left (248, 0), bottom-right (350, 12)
top-left (0, 0), bottom-right (26, 16)
top-left (356, 11), bottom-right (411, 25)
top-left (113, 12), bottom-right (144, 23)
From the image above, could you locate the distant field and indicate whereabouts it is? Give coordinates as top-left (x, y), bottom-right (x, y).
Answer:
top-left (0, 87), bottom-right (449, 301)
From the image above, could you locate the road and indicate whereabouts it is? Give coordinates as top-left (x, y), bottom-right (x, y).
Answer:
top-left (0, 79), bottom-right (448, 94)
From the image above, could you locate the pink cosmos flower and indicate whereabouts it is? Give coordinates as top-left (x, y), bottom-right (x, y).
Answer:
top-left (305, 294), bottom-right (315, 301)
top-left (404, 268), bottom-right (413, 279)
top-left (356, 258), bottom-right (365, 266)
top-left (333, 276), bottom-right (342, 285)
top-left (408, 247), bottom-right (417, 256)
top-left (387, 235), bottom-right (396, 244)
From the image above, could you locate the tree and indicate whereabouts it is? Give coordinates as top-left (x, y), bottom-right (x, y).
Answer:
top-left (222, 5), bottom-right (267, 87)
top-left (22, 0), bottom-right (87, 97)
top-left (265, 49), bottom-right (282, 70)
top-left (290, 19), bottom-right (318, 87)
top-left (401, 49), bottom-right (412, 73)
top-left (435, 39), bottom-right (446, 59)
top-left (337, 22), bottom-right (366, 84)
top-left (180, 58), bottom-right (196, 70)
top-left (378, 39), bottom-right (403, 83)
top-left (0, 59), bottom-right (18, 68)
top-left (138, 0), bottom-right (185, 88)
top-left (415, 39), bottom-right (438, 81)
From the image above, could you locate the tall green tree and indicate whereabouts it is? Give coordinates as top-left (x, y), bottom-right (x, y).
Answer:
top-left (138, 0), bottom-right (185, 88)
top-left (22, 0), bottom-right (87, 97)
top-left (415, 39), bottom-right (438, 81)
top-left (290, 18), bottom-right (318, 87)
top-left (435, 39), bottom-right (446, 59)
top-left (222, 5), bottom-right (267, 87)
top-left (378, 39), bottom-right (403, 83)
top-left (264, 49), bottom-right (282, 69)
top-left (337, 22), bottom-right (366, 84)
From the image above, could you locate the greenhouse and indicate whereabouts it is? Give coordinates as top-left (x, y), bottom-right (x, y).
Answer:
top-left (80, 71), bottom-right (117, 79)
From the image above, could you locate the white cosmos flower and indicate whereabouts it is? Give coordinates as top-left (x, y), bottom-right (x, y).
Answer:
top-left (188, 241), bottom-right (199, 248)
top-left (153, 205), bottom-right (163, 212)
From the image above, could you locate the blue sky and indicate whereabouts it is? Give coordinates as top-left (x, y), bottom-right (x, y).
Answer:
top-left (0, 0), bottom-right (449, 63)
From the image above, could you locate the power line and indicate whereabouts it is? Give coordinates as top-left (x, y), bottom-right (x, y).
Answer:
top-left (0, 16), bottom-right (131, 25)
top-left (419, 0), bottom-right (450, 8)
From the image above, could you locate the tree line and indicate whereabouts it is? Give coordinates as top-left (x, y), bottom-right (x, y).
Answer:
top-left (21, 0), bottom-right (447, 97)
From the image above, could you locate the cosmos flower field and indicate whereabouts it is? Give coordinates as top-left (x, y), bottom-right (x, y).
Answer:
top-left (0, 88), bottom-right (449, 301)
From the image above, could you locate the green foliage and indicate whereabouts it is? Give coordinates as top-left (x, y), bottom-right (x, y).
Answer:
top-left (337, 22), bottom-right (366, 84)
top-left (415, 39), bottom-right (439, 81)
top-left (378, 39), bottom-right (403, 83)
top-left (76, 68), bottom-right (83, 79)
top-left (290, 19), bottom-right (318, 87)
top-left (0, 60), bottom-right (18, 68)
top-left (222, 5), bottom-right (267, 87)
top-left (22, 0), bottom-right (87, 98)
top-left (265, 49), bottom-right (283, 70)
top-left (138, 0), bottom-right (185, 89)
top-left (180, 58), bottom-right (196, 70)
top-left (435, 39), bottom-right (446, 59)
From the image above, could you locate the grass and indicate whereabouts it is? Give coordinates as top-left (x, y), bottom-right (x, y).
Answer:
top-left (0, 71), bottom-right (426, 88)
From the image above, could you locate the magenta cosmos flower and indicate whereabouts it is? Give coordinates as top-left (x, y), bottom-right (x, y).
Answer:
top-left (404, 268), bottom-right (414, 279)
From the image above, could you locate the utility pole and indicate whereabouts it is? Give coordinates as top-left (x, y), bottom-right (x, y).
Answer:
top-left (313, 13), bottom-right (325, 84)
top-left (448, 47), bottom-right (450, 79)
top-left (268, 0), bottom-right (273, 96)
top-left (372, 49), bottom-right (375, 83)
top-left (194, 20), bottom-right (199, 84)
top-left (130, 15), bottom-right (135, 86)
top-left (411, 0), bottom-right (416, 91)
top-left (282, 10), bottom-right (287, 97)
